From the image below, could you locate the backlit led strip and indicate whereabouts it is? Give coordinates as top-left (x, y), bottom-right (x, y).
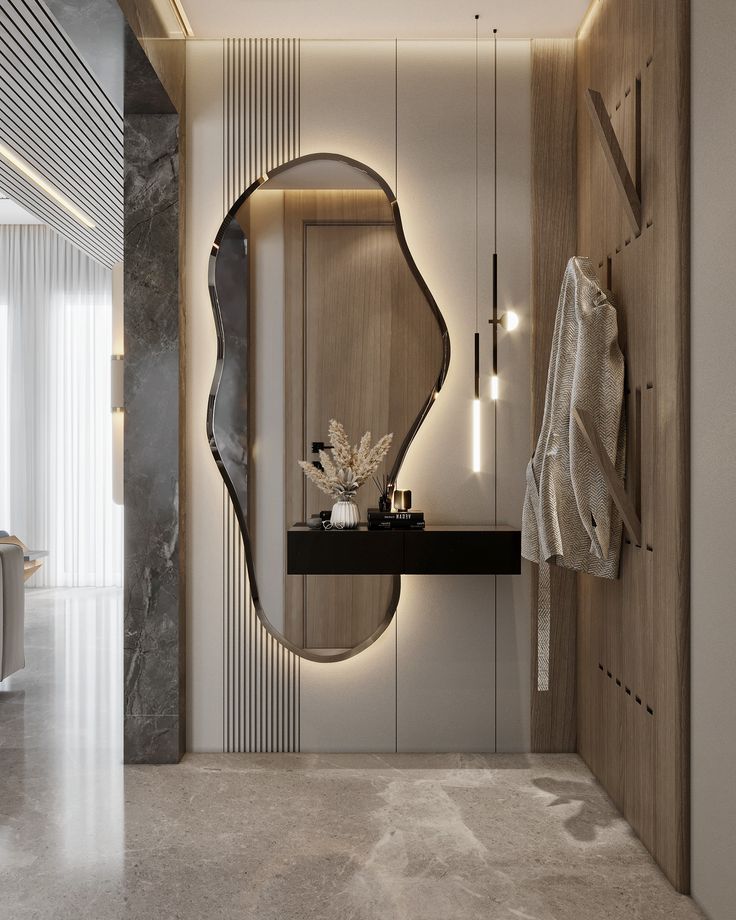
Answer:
top-left (168, 0), bottom-right (194, 37)
top-left (0, 142), bottom-right (96, 230)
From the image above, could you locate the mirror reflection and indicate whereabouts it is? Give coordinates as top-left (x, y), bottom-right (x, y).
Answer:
top-left (209, 154), bottom-right (448, 661)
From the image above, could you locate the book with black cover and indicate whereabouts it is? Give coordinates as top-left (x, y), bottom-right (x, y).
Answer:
top-left (368, 519), bottom-right (426, 531)
top-left (367, 508), bottom-right (425, 530)
top-left (367, 508), bottom-right (425, 523)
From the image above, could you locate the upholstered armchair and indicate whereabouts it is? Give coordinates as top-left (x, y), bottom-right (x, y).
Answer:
top-left (0, 542), bottom-right (25, 681)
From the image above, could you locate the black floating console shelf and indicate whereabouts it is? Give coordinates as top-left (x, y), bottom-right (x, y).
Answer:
top-left (287, 525), bottom-right (521, 576)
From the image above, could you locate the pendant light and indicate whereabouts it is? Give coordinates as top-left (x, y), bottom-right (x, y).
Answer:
top-left (487, 30), bottom-right (520, 401)
top-left (472, 13), bottom-right (482, 472)
top-left (490, 27), bottom-right (499, 401)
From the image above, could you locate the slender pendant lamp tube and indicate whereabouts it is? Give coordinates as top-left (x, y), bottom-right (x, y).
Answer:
top-left (474, 332), bottom-right (480, 398)
top-left (471, 13), bottom-right (482, 472)
top-left (490, 28), bottom-right (499, 401)
top-left (472, 397), bottom-right (481, 472)
top-left (473, 330), bottom-right (481, 471)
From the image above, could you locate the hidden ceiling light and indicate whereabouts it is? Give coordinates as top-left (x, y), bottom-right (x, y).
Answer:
top-left (0, 141), bottom-right (96, 231)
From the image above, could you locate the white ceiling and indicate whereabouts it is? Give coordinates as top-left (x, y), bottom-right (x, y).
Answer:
top-left (0, 193), bottom-right (43, 225)
top-left (180, 0), bottom-right (590, 40)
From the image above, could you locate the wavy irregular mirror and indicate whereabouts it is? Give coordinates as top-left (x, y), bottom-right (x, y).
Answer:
top-left (208, 154), bottom-right (449, 661)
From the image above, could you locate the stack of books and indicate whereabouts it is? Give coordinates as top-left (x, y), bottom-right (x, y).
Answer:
top-left (367, 509), bottom-right (425, 530)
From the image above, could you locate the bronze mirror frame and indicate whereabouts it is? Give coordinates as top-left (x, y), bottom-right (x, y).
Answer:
top-left (207, 152), bottom-right (450, 662)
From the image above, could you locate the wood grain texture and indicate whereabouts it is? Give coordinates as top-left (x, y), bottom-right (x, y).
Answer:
top-left (585, 89), bottom-right (642, 236)
top-left (573, 407), bottom-right (642, 546)
top-left (282, 189), bottom-right (443, 650)
top-left (117, 0), bottom-right (186, 111)
top-left (576, 0), bottom-right (690, 892)
top-left (530, 39), bottom-right (578, 753)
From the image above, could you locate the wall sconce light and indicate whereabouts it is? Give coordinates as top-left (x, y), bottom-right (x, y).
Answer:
top-left (111, 262), bottom-right (124, 506)
top-left (111, 355), bottom-right (124, 412)
top-left (490, 310), bottom-right (519, 398)
top-left (499, 310), bottom-right (519, 331)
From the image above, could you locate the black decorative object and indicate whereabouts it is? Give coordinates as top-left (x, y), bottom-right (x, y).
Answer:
top-left (287, 525), bottom-right (521, 576)
top-left (488, 28), bottom-right (499, 400)
top-left (394, 489), bottom-right (412, 512)
top-left (368, 509), bottom-right (425, 530)
top-left (372, 473), bottom-right (392, 512)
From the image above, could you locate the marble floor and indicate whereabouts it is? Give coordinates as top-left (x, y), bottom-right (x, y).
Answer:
top-left (0, 589), bottom-right (706, 920)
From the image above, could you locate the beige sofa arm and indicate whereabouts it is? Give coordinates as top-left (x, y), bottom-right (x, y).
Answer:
top-left (0, 542), bottom-right (25, 681)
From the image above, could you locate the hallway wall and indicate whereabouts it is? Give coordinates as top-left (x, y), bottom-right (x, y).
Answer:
top-left (691, 1), bottom-right (736, 917)
top-left (186, 39), bottom-right (533, 753)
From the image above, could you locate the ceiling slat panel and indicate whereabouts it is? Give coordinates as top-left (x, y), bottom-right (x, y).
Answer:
top-left (0, 50), bottom-right (124, 196)
top-left (0, 0), bottom-right (123, 267)
top-left (0, 105), bottom-right (124, 225)
top-left (3, 3), bottom-right (123, 147)
top-left (0, 165), bottom-right (116, 265)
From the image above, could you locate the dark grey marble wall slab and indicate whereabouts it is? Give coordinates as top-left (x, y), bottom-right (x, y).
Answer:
top-left (123, 29), bottom-right (182, 763)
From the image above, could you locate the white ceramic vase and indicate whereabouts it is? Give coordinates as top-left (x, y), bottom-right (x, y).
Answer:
top-left (330, 498), bottom-right (359, 529)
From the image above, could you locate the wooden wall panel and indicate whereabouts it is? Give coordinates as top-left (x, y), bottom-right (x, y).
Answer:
top-left (529, 39), bottom-right (578, 752)
top-left (575, 0), bottom-right (689, 892)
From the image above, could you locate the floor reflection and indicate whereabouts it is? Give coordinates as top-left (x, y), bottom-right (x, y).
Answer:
top-left (0, 588), bottom-right (124, 874)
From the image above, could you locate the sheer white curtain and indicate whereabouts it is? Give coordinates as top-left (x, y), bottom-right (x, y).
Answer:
top-left (0, 225), bottom-right (122, 586)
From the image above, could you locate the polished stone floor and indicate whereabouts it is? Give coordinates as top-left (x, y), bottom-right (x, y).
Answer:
top-left (0, 589), bottom-right (706, 920)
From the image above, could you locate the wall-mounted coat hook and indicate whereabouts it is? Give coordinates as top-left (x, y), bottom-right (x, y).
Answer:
top-left (585, 88), bottom-right (642, 237)
top-left (573, 406), bottom-right (642, 547)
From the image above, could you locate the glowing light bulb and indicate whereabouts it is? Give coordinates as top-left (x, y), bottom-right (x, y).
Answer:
top-left (491, 375), bottom-right (499, 401)
top-left (472, 399), bottom-right (481, 472)
top-left (501, 310), bottom-right (520, 331)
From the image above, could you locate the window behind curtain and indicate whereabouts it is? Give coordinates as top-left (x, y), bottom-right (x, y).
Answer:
top-left (0, 225), bottom-right (122, 586)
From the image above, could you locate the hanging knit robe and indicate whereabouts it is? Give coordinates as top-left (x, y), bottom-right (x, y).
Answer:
top-left (522, 256), bottom-right (626, 690)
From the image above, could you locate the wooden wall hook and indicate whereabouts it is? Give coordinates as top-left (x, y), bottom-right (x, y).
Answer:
top-left (585, 88), bottom-right (642, 237)
top-left (573, 406), bottom-right (643, 547)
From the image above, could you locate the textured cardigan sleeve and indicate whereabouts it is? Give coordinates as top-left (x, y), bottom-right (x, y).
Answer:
top-left (568, 284), bottom-right (626, 564)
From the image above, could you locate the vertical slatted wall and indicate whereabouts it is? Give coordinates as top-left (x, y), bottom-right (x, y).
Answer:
top-left (223, 486), bottom-right (300, 752)
top-left (222, 38), bottom-right (300, 208)
top-left (221, 39), bottom-right (301, 752)
top-left (576, 0), bottom-right (689, 891)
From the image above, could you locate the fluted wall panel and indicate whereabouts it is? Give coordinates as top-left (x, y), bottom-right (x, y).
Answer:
top-left (222, 488), bottom-right (300, 752)
top-left (222, 40), bottom-right (301, 752)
